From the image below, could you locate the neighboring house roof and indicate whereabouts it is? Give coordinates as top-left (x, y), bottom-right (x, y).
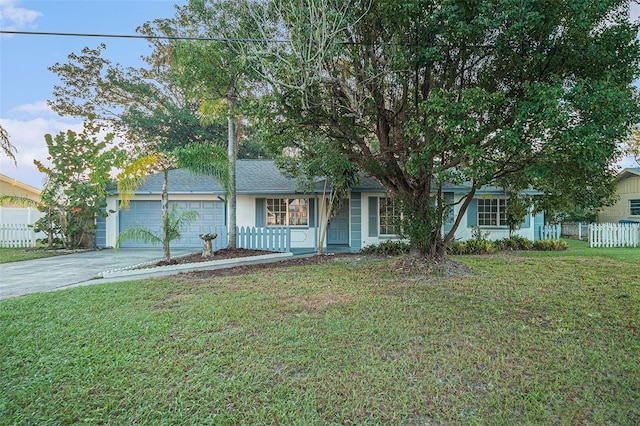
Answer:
top-left (114, 159), bottom-right (533, 197)
top-left (616, 167), bottom-right (640, 182)
top-left (0, 174), bottom-right (41, 205)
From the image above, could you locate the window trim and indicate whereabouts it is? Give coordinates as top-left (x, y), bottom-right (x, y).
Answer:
top-left (266, 197), bottom-right (310, 227)
top-left (379, 196), bottom-right (401, 236)
top-left (477, 198), bottom-right (508, 227)
top-left (630, 199), bottom-right (640, 217)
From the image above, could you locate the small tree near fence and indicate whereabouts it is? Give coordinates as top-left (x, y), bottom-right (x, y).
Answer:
top-left (33, 123), bottom-right (122, 249)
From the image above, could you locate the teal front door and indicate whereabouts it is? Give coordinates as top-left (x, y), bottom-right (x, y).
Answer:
top-left (327, 200), bottom-right (349, 245)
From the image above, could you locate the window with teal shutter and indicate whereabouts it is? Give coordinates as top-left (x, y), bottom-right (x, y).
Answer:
top-left (467, 198), bottom-right (478, 227)
top-left (255, 198), bottom-right (265, 227)
top-left (368, 197), bottom-right (378, 237)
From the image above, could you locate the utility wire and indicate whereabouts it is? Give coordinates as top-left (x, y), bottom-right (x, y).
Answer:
top-left (0, 29), bottom-right (548, 50)
top-left (0, 30), bottom-right (284, 44)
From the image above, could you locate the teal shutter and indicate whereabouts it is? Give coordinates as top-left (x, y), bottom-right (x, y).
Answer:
top-left (368, 196), bottom-right (378, 237)
top-left (522, 210), bottom-right (531, 228)
top-left (444, 193), bottom-right (455, 234)
top-left (467, 198), bottom-right (478, 227)
top-left (256, 198), bottom-right (266, 227)
top-left (308, 198), bottom-right (315, 227)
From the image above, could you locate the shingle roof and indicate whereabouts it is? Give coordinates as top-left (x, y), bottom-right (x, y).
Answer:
top-left (236, 160), bottom-right (306, 194)
top-left (117, 159), bottom-right (537, 196)
top-left (125, 168), bottom-right (226, 194)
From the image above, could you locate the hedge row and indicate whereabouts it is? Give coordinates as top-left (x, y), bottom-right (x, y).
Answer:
top-left (360, 236), bottom-right (567, 256)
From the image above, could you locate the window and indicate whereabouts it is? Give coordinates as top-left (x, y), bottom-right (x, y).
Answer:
top-left (478, 198), bottom-right (508, 226)
top-left (266, 198), bottom-right (309, 226)
top-left (631, 199), bottom-right (640, 216)
top-left (379, 197), bottom-right (401, 235)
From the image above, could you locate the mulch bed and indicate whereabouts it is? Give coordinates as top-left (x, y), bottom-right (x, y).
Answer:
top-left (156, 248), bottom-right (273, 266)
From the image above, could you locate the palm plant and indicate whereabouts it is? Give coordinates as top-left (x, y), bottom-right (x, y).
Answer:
top-left (117, 143), bottom-right (229, 263)
top-left (115, 204), bottom-right (198, 260)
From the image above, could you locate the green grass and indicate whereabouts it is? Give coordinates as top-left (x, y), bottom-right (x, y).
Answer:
top-left (1, 248), bottom-right (639, 425)
top-left (0, 247), bottom-right (64, 264)
top-left (521, 238), bottom-right (640, 264)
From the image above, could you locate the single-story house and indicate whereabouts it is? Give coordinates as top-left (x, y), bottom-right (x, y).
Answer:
top-left (598, 167), bottom-right (640, 224)
top-left (98, 159), bottom-right (544, 251)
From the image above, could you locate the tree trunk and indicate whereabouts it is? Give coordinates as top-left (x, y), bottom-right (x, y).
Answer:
top-left (227, 115), bottom-right (237, 249)
top-left (162, 168), bottom-right (171, 262)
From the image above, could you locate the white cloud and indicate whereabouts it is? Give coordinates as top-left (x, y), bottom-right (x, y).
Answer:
top-left (0, 116), bottom-right (83, 189)
top-left (0, 0), bottom-right (42, 31)
top-left (11, 101), bottom-right (56, 116)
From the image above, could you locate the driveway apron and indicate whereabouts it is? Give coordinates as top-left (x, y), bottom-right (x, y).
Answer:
top-left (0, 248), bottom-right (193, 300)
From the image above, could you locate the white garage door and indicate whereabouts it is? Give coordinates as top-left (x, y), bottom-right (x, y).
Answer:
top-left (118, 200), bottom-right (225, 248)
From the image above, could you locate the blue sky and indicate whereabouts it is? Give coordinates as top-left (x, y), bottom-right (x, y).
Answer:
top-left (0, 0), bottom-right (639, 189)
top-left (1, 0), bottom-right (186, 188)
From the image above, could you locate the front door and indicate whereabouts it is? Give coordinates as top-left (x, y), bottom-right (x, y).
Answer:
top-left (327, 200), bottom-right (349, 245)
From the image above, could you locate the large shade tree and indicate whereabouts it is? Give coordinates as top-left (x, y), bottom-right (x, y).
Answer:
top-left (232, 0), bottom-right (640, 258)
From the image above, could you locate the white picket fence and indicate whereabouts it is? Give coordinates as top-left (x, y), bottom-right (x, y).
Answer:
top-left (537, 224), bottom-right (561, 241)
top-left (236, 226), bottom-right (291, 252)
top-left (0, 207), bottom-right (45, 248)
top-left (0, 224), bottom-right (36, 248)
top-left (589, 223), bottom-right (640, 248)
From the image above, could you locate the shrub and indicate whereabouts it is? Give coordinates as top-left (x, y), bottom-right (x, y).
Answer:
top-left (447, 241), bottom-right (467, 255)
top-left (360, 240), bottom-right (410, 255)
top-left (464, 238), bottom-right (495, 255)
top-left (447, 239), bottom-right (494, 255)
top-left (533, 240), bottom-right (568, 251)
top-left (494, 235), bottom-right (533, 251)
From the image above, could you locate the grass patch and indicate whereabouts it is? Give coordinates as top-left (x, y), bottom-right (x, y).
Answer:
top-left (520, 238), bottom-right (640, 264)
top-left (1, 253), bottom-right (638, 424)
top-left (0, 247), bottom-right (65, 264)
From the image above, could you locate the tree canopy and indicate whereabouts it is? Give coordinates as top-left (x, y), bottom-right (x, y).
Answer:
top-left (230, 0), bottom-right (640, 257)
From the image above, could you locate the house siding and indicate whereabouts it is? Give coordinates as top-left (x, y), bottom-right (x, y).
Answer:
top-left (241, 194), bottom-right (318, 249)
top-left (598, 174), bottom-right (640, 223)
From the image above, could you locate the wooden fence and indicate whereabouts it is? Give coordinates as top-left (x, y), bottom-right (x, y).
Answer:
top-left (561, 222), bottom-right (590, 241)
top-left (537, 224), bottom-right (561, 241)
top-left (0, 224), bottom-right (36, 248)
top-left (236, 226), bottom-right (291, 252)
top-left (589, 223), bottom-right (640, 248)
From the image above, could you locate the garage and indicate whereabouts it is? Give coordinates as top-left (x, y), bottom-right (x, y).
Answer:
top-left (118, 200), bottom-right (225, 248)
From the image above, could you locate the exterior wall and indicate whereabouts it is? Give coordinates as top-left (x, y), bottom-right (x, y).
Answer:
top-left (598, 176), bottom-right (640, 223)
top-left (242, 194), bottom-right (319, 249)
top-left (454, 194), bottom-right (536, 241)
top-left (104, 190), bottom-right (540, 250)
top-left (0, 175), bottom-right (40, 206)
top-left (359, 192), bottom-right (537, 249)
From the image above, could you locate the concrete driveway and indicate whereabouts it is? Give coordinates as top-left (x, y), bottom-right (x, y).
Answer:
top-left (0, 248), bottom-right (194, 300)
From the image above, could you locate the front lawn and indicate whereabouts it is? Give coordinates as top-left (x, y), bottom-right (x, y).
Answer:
top-left (0, 247), bottom-right (64, 264)
top-left (1, 248), bottom-right (638, 424)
